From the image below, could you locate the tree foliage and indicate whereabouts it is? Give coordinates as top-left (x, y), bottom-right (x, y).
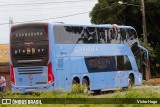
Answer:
top-left (90, 0), bottom-right (159, 40)
top-left (90, 0), bottom-right (160, 74)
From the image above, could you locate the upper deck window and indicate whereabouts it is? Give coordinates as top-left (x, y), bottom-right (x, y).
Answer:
top-left (54, 25), bottom-right (138, 44)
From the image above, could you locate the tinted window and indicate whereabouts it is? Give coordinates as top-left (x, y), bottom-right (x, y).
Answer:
top-left (76, 27), bottom-right (97, 44)
top-left (117, 56), bottom-right (132, 71)
top-left (85, 56), bottom-right (116, 72)
top-left (54, 26), bottom-right (98, 44)
top-left (120, 28), bottom-right (137, 44)
top-left (54, 26), bottom-right (63, 44)
top-left (54, 25), bottom-right (138, 45)
top-left (72, 27), bottom-right (84, 44)
top-left (97, 28), bottom-right (107, 43)
top-left (54, 26), bottom-right (73, 44)
top-left (10, 23), bottom-right (49, 67)
top-left (85, 56), bottom-right (132, 72)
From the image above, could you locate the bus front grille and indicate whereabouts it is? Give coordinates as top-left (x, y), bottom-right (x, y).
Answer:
top-left (17, 67), bottom-right (44, 74)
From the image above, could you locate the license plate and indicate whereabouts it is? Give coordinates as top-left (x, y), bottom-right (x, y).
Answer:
top-left (28, 88), bottom-right (35, 92)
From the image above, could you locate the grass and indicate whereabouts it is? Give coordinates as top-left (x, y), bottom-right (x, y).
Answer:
top-left (1, 85), bottom-right (160, 107)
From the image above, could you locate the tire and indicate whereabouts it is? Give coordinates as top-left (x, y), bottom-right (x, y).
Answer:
top-left (72, 79), bottom-right (78, 85)
top-left (82, 78), bottom-right (89, 94)
top-left (128, 75), bottom-right (134, 88)
top-left (72, 79), bottom-right (80, 93)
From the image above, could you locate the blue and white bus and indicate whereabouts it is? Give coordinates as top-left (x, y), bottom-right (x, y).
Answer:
top-left (10, 23), bottom-right (146, 93)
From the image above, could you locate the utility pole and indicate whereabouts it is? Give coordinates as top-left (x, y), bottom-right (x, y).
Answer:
top-left (141, 0), bottom-right (147, 43)
top-left (118, 0), bottom-right (150, 80)
top-left (141, 0), bottom-right (150, 80)
top-left (9, 17), bottom-right (13, 28)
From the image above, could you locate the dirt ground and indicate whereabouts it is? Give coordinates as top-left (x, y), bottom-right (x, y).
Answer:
top-left (0, 44), bottom-right (9, 64)
top-left (147, 78), bottom-right (160, 82)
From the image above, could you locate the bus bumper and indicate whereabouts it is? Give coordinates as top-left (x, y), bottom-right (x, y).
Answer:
top-left (11, 83), bottom-right (55, 93)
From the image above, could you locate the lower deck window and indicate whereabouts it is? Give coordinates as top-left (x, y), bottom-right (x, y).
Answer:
top-left (85, 55), bottom-right (132, 72)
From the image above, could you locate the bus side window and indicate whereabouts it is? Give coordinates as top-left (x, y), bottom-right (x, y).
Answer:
top-left (143, 51), bottom-right (147, 59)
top-left (97, 28), bottom-right (106, 43)
top-left (117, 56), bottom-right (124, 71)
top-left (54, 26), bottom-right (63, 44)
top-left (116, 56), bottom-right (132, 71)
top-left (72, 27), bottom-right (84, 44)
top-left (63, 26), bottom-right (73, 44)
top-left (124, 56), bottom-right (132, 70)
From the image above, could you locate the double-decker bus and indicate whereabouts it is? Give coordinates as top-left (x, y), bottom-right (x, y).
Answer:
top-left (10, 23), bottom-right (147, 93)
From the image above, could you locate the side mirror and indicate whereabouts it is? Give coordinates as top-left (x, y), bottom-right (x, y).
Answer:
top-left (143, 52), bottom-right (147, 59)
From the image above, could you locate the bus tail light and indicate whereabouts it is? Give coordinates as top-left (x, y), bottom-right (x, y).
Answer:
top-left (10, 65), bottom-right (15, 85)
top-left (47, 62), bottom-right (54, 84)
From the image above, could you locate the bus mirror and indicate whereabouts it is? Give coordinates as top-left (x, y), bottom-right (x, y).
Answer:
top-left (143, 52), bottom-right (147, 59)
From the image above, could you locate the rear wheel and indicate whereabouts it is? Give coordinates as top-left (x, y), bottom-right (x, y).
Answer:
top-left (72, 79), bottom-right (80, 93)
top-left (72, 79), bottom-right (78, 85)
top-left (82, 78), bottom-right (89, 94)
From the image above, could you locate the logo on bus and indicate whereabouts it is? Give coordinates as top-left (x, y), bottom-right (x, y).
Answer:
top-left (16, 32), bottom-right (43, 37)
top-left (14, 48), bottom-right (44, 55)
top-left (29, 74), bottom-right (33, 80)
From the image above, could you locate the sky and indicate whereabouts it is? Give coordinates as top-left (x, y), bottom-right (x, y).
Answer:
top-left (0, 0), bottom-right (97, 44)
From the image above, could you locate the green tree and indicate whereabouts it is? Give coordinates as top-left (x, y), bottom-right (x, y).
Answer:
top-left (90, 0), bottom-right (160, 76)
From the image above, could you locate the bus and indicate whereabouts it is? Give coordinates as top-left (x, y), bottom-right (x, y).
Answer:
top-left (10, 23), bottom-right (146, 93)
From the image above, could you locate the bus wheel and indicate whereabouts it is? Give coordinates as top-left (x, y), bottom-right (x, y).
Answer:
top-left (82, 78), bottom-right (89, 94)
top-left (72, 78), bottom-right (80, 93)
top-left (72, 79), bottom-right (78, 85)
top-left (128, 74), bottom-right (134, 88)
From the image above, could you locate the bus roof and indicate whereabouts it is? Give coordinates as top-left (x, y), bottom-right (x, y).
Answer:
top-left (11, 22), bottom-right (135, 30)
top-left (50, 23), bottom-right (135, 30)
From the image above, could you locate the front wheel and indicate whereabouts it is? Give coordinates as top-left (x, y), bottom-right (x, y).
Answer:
top-left (128, 75), bottom-right (134, 88)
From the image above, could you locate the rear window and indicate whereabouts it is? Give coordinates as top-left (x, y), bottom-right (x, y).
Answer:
top-left (10, 23), bottom-right (49, 67)
top-left (11, 23), bottom-right (48, 42)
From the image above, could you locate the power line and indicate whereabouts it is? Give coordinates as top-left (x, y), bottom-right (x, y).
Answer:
top-left (107, 5), bottom-right (128, 22)
top-left (0, 5), bottom-right (91, 21)
top-left (0, 3), bottom-right (121, 26)
top-left (0, 12), bottom-right (89, 25)
top-left (18, 11), bottom-right (89, 23)
top-left (0, 5), bottom-right (90, 11)
top-left (0, 0), bottom-right (91, 7)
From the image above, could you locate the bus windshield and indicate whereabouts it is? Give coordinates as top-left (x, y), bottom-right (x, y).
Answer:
top-left (10, 23), bottom-right (49, 67)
